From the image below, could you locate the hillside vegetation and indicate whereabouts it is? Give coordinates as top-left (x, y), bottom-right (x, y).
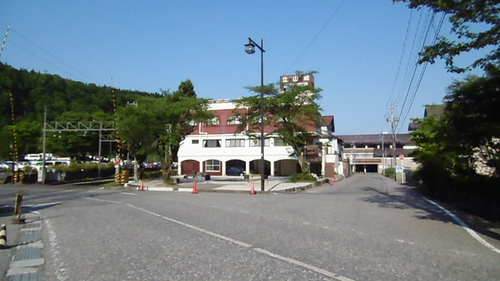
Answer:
top-left (0, 62), bottom-right (160, 159)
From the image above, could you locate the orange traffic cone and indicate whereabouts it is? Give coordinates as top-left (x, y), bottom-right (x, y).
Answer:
top-left (192, 181), bottom-right (198, 194)
top-left (250, 183), bottom-right (257, 195)
top-left (140, 181), bottom-right (146, 191)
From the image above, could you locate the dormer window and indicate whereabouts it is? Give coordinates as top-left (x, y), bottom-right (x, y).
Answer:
top-left (206, 117), bottom-right (219, 126)
top-left (226, 116), bottom-right (241, 125)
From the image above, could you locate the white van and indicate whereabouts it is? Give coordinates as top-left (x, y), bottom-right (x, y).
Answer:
top-left (24, 153), bottom-right (53, 161)
top-left (25, 154), bottom-right (41, 161)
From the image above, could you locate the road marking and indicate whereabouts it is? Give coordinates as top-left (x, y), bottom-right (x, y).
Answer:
top-left (86, 197), bottom-right (355, 281)
top-left (424, 198), bottom-right (500, 254)
top-left (45, 218), bottom-right (68, 281)
top-left (120, 192), bottom-right (137, 196)
top-left (254, 248), bottom-right (354, 281)
top-left (124, 203), bottom-right (253, 249)
top-left (24, 202), bottom-right (62, 208)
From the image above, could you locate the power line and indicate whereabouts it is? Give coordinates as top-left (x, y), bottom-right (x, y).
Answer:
top-left (388, 10), bottom-right (414, 104)
top-left (283, 0), bottom-right (347, 74)
top-left (397, 11), bottom-right (436, 118)
top-left (394, 9), bottom-right (432, 106)
top-left (0, 23), bottom-right (96, 83)
top-left (5, 40), bottom-right (92, 82)
top-left (396, 13), bottom-right (445, 133)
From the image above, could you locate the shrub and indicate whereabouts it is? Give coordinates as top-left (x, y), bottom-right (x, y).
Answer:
top-left (384, 168), bottom-right (395, 179)
top-left (142, 170), bottom-right (162, 180)
top-left (289, 173), bottom-right (317, 183)
top-left (51, 162), bottom-right (114, 173)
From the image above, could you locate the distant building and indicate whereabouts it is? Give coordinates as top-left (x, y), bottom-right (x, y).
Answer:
top-left (408, 104), bottom-right (445, 131)
top-left (337, 134), bottom-right (418, 174)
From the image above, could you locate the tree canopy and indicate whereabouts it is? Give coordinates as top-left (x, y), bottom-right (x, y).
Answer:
top-left (410, 66), bottom-right (500, 211)
top-left (232, 71), bottom-right (323, 173)
top-left (394, 0), bottom-right (500, 73)
top-left (117, 80), bottom-right (213, 182)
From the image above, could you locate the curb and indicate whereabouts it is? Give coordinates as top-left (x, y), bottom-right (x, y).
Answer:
top-left (6, 212), bottom-right (44, 281)
top-left (124, 178), bottom-right (333, 193)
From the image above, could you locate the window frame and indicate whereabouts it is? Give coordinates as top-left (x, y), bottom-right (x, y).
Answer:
top-left (205, 159), bottom-right (221, 172)
top-left (203, 139), bottom-right (221, 148)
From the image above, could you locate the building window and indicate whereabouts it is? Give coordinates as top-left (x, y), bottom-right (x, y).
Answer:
top-left (354, 153), bottom-right (373, 158)
top-left (249, 139), bottom-right (270, 147)
top-left (192, 139), bottom-right (199, 144)
top-left (206, 117), bottom-right (219, 126)
top-left (273, 138), bottom-right (287, 146)
top-left (226, 139), bottom-right (245, 147)
top-left (206, 159), bottom-right (220, 172)
top-left (226, 116), bottom-right (241, 125)
top-left (203, 139), bottom-right (221, 147)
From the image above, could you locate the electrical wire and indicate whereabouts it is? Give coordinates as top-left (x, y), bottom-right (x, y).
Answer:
top-left (387, 10), bottom-right (414, 104)
top-left (0, 23), bottom-right (96, 83)
top-left (396, 13), bottom-right (445, 133)
top-left (283, 0), bottom-right (347, 74)
top-left (396, 11), bottom-right (436, 118)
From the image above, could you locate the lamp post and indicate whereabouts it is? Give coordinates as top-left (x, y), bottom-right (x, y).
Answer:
top-left (245, 37), bottom-right (266, 192)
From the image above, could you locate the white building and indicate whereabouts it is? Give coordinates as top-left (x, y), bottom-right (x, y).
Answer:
top-left (177, 100), bottom-right (342, 178)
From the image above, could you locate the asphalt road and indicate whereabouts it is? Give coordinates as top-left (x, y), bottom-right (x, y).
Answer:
top-left (3, 174), bottom-right (500, 280)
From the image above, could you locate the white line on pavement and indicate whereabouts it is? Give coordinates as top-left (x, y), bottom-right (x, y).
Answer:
top-left (24, 202), bottom-right (62, 208)
top-left (120, 192), bottom-right (137, 196)
top-left (424, 198), bottom-right (500, 254)
top-left (86, 197), bottom-right (354, 281)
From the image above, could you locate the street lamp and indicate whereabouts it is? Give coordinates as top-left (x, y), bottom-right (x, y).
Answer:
top-left (244, 37), bottom-right (265, 192)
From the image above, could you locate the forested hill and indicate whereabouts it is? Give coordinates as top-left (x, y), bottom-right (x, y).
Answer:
top-left (0, 62), bottom-right (160, 159)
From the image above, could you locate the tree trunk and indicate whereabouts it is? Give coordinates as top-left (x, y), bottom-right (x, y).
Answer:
top-left (162, 144), bottom-right (173, 183)
top-left (133, 156), bottom-right (138, 182)
top-left (298, 153), bottom-right (309, 174)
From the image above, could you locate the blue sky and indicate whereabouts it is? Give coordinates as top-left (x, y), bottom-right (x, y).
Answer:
top-left (0, 0), bottom-right (472, 135)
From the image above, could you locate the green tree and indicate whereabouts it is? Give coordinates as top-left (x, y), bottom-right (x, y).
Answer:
top-left (411, 67), bottom-right (500, 200)
top-left (394, 0), bottom-right (500, 73)
top-left (118, 80), bottom-right (213, 182)
top-left (444, 66), bottom-right (500, 177)
top-left (0, 62), bottom-right (160, 160)
top-left (232, 71), bottom-right (323, 173)
top-left (14, 121), bottom-right (43, 156)
top-left (410, 113), bottom-right (459, 198)
top-left (118, 99), bottom-right (157, 181)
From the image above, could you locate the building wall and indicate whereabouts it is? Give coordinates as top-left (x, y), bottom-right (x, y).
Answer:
top-left (177, 101), bottom-right (341, 177)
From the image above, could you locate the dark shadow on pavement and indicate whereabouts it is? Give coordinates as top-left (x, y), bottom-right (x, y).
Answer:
top-left (362, 184), bottom-right (500, 243)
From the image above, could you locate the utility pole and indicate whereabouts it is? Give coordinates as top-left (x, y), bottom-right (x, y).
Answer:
top-left (381, 132), bottom-right (388, 175)
top-left (0, 26), bottom-right (10, 60)
top-left (42, 106), bottom-right (47, 184)
top-left (387, 104), bottom-right (399, 171)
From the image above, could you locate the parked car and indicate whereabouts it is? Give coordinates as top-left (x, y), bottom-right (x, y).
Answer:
top-left (0, 161), bottom-right (13, 170)
top-left (226, 167), bottom-right (245, 176)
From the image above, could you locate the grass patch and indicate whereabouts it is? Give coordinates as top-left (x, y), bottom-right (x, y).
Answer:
top-left (288, 173), bottom-right (317, 183)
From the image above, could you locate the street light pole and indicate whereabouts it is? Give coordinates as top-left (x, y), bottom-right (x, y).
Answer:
top-left (245, 37), bottom-right (266, 192)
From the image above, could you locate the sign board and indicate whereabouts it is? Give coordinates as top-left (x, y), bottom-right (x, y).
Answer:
top-left (396, 166), bottom-right (404, 173)
top-left (399, 154), bottom-right (405, 160)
